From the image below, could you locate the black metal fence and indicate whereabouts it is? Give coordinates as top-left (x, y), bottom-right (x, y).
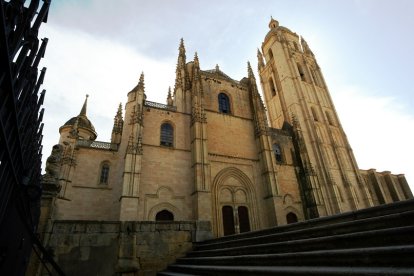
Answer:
top-left (0, 1), bottom-right (63, 275)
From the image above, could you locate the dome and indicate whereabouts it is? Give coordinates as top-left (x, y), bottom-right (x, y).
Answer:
top-left (62, 115), bottom-right (96, 132)
top-left (59, 95), bottom-right (97, 140)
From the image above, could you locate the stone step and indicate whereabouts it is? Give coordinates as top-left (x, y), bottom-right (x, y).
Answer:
top-left (157, 272), bottom-right (196, 276)
top-left (166, 264), bottom-right (414, 275)
top-left (187, 225), bottom-right (414, 257)
top-left (178, 245), bottom-right (414, 267)
top-left (198, 199), bottom-right (414, 246)
top-left (195, 209), bottom-right (414, 251)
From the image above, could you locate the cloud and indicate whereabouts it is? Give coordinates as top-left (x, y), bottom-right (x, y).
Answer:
top-left (40, 24), bottom-right (175, 169)
top-left (332, 85), bottom-right (414, 190)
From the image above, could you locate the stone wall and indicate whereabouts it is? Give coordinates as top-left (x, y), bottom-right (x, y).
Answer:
top-left (36, 220), bottom-right (210, 276)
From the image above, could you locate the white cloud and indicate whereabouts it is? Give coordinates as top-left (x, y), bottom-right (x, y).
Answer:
top-left (332, 85), bottom-right (414, 190)
top-left (40, 25), bottom-right (175, 169)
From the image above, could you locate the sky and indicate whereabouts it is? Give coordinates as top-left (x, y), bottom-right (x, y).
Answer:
top-left (37, 0), bottom-right (414, 191)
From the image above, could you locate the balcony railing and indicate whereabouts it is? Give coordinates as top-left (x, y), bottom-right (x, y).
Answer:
top-left (144, 100), bottom-right (177, 111)
top-left (76, 140), bottom-right (118, 151)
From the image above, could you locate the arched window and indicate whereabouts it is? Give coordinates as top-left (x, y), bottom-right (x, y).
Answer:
top-left (269, 77), bottom-right (276, 97)
top-left (99, 163), bottom-right (110, 184)
top-left (286, 212), bottom-right (298, 224)
top-left (160, 122), bottom-right (173, 147)
top-left (218, 93), bottom-right (231, 114)
top-left (273, 144), bottom-right (283, 163)
top-left (311, 107), bottom-right (318, 121)
top-left (155, 210), bottom-right (174, 221)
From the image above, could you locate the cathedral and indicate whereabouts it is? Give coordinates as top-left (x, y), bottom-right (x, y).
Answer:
top-left (47, 18), bottom-right (412, 240)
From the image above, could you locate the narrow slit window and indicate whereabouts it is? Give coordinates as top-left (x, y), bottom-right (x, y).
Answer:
top-left (100, 163), bottom-right (110, 184)
top-left (269, 77), bottom-right (276, 97)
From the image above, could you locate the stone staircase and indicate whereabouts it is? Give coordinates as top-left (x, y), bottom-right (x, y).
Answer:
top-left (159, 199), bottom-right (414, 275)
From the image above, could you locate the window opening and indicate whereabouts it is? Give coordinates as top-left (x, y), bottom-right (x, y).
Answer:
top-left (218, 93), bottom-right (231, 114)
top-left (160, 123), bottom-right (173, 147)
top-left (100, 163), bottom-right (110, 184)
top-left (273, 144), bottom-right (283, 163)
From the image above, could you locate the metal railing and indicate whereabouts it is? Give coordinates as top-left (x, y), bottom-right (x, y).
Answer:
top-left (76, 140), bottom-right (118, 151)
top-left (144, 100), bottom-right (177, 111)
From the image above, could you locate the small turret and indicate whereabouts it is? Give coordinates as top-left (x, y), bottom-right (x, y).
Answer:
top-left (59, 94), bottom-right (97, 143)
top-left (269, 16), bottom-right (279, 29)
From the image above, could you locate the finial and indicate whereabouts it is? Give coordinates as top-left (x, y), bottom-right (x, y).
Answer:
top-left (79, 94), bottom-right (89, 116)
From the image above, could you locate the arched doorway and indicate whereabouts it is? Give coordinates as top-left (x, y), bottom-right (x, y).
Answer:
top-left (286, 212), bottom-right (298, 224)
top-left (155, 210), bottom-right (174, 221)
top-left (238, 206), bottom-right (251, 233)
top-left (222, 206), bottom-right (235, 236)
top-left (212, 167), bottom-right (258, 237)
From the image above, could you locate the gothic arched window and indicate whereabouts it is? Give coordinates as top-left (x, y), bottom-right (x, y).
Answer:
top-left (273, 144), bottom-right (283, 163)
top-left (155, 210), bottom-right (174, 221)
top-left (160, 122), bottom-right (174, 147)
top-left (218, 93), bottom-right (231, 114)
top-left (99, 162), bottom-right (110, 184)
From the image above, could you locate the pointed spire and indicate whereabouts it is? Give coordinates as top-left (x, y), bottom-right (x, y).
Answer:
top-left (79, 94), bottom-right (89, 116)
top-left (116, 102), bottom-right (123, 118)
top-left (247, 61), bottom-right (255, 80)
top-left (175, 39), bottom-right (187, 91)
top-left (257, 49), bottom-right (265, 70)
top-left (179, 38), bottom-right (186, 57)
top-left (112, 103), bottom-right (123, 141)
top-left (137, 71), bottom-right (145, 91)
top-left (194, 52), bottom-right (199, 67)
top-left (167, 87), bottom-right (173, 106)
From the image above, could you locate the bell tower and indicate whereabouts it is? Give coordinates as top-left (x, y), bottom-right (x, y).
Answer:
top-left (258, 18), bottom-right (373, 217)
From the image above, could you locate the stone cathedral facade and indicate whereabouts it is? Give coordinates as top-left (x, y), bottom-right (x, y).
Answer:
top-left (47, 18), bottom-right (412, 239)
